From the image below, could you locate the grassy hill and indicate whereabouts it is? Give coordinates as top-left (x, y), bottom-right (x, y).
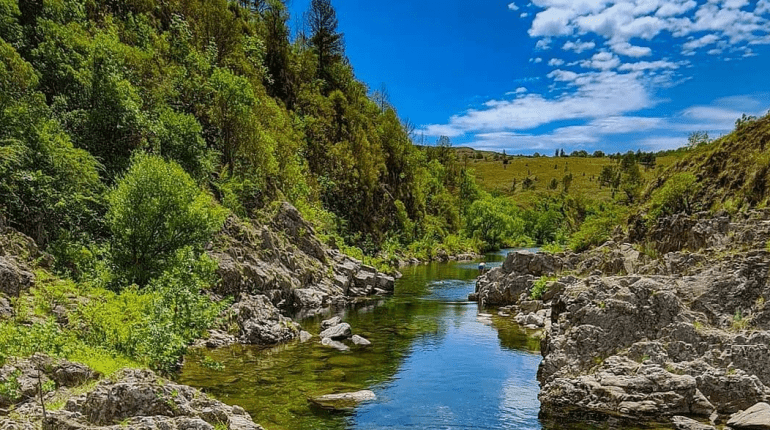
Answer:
top-left (464, 153), bottom-right (681, 205)
top-left (639, 113), bottom-right (770, 215)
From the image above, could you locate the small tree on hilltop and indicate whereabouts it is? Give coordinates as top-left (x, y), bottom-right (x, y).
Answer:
top-left (107, 153), bottom-right (227, 286)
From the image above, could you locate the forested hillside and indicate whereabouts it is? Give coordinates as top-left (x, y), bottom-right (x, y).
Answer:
top-left (0, 0), bottom-right (484, 270)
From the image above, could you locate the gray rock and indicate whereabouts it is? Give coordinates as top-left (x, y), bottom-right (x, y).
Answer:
top-left (319, 323), bottom-right (351, 340)
top-left (321, 316), bottom-right (342, 330)
top-left (231, 294), bottom-right (299, 345)
top-left (351, 335), bottom-right (371, 346)
top-left (727, 402), bottom-right (770, 429)
top-left (43, 368), bottom-right (264, 430)
top-left (308, 390), bottom-right (376, 411)
top-left (0, 296), bottom-right (13, 319)
top-left (320, 337), bottom-right (349, 351)
top-left (209, 208), bottom-right (395, 322)
top-left (299, 331), bottom-right (312, 342)
top-left (671, 416), bottom-right (716, 430)
top-left (0, 256), bottom-right (33, 297)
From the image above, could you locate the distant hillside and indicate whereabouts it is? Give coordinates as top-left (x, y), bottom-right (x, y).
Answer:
top-left (460, 152), bottom-right (681, 204)
top-left (640, 114), bottom-right (770, 214)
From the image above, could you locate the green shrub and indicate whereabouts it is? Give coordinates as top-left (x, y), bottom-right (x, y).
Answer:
top-left (569, 203), bottom-right (627, 252)
top-left (530, 276), bottom-right (556, 300)
top-left (647, 172), bottom-right (699, 223)
top-left (106, 153), bottom-right (227, 285)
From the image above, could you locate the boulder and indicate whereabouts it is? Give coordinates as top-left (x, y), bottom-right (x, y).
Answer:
top-left (351, 335), bottom-right (371, 346)
top-left (299, 331), bottom-right (312, 342)
top-left (0, 256), bottom-right (33, 297)
top-left (43, 369), bottom-right (263, 430)
top-left (321, 316), bottom-right (342, 330)
top-left (319, 323), bottom-right (351, 340)
top-left (727, 402), bottom-right (770, 429)
top-left (231, 294), bottom-right (299, 345)
top-left (320, 337), bottom-right (349, 351)
top-left (308, 390), bottom-right (376, 411)
top-left (671, 416), bottom-right (716, 430)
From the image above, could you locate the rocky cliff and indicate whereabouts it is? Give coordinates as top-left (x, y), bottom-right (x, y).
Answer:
top-left (474, 210), bottom-right (770, 428)
top-left (201, 202), bottom-right (395, 347)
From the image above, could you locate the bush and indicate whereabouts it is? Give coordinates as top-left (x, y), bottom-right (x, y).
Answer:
top-left (106, 153), bottom-right (226, 285)
top-left (647, 172), bottom-right (699, 223)
top-left (569, 203), bottom-right (627, 252)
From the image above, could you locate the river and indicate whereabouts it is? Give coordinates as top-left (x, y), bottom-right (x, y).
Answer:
top-left (178, 249), bottom-right (543, 430)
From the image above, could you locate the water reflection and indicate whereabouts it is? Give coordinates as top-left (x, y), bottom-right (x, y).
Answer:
top-left (178, 249), bottom-right (543, 430)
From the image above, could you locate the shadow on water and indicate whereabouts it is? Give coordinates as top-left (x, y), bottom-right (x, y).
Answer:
top-left (177, 249), bottom-right (546, 430)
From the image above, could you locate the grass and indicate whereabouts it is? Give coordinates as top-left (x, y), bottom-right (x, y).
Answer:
top-left (463, 155), bottom-right (681, 204)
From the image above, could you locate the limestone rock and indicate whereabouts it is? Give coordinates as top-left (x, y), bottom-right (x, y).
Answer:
top-left (351, 335), bottom-right (371, 346)
top-left (308, 390), bottom-right (376, 411)
top-left (320, 337), bottom-right (349, 351)
top-left (299, 331), bottom-right (312, 342)
top-left (0, 256), bottom-right (33, 297)
top-left (727, 402), bottom-right (770, 429)
top-left (231, 294), bottom-right (299, 345)
top-left (671, 416), bottom-right (716, 430)
top-left (43, 369), bottom-right (263, 430)
top-left (321, 316), bottom-right (342, 330)
top-left (319, 323), bottom-right (351, 340)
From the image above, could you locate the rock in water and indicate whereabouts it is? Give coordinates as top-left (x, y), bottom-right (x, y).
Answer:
top-left (319, 323), bottom-right (351, 340)
top-left (320, 337), bottom-right (349, 351)
top-left (727, 402), bottom-right (770, 429)
top-left (321, 316), bottom-right (342, 330)
top-left (299, 331), bottom-right (313, 342)
top-left (351, 335), bottom-right (371, 346)
top-left (231, 294), bottom-right (299, 345)
top-left (309, 390), bottom-right (376, 411)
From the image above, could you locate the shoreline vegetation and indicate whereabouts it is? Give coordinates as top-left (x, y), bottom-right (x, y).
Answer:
top-left (2, 0), bottom-right (770, 428)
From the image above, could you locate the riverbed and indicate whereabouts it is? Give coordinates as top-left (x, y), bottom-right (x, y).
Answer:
top-left (178, 250), bottom-right (543, 430)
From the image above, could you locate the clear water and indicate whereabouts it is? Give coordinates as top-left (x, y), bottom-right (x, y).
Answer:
top-left (178, 249), bottom-right (544, 430)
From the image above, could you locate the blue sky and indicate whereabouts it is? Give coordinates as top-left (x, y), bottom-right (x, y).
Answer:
top-left (290, 0), bottom-right (770, 154)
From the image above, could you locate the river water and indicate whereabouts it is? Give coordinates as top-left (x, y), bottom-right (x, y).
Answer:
top-left (178, 249), bottom-right (543, 430)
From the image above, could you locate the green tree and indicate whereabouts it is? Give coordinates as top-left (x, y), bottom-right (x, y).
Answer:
top-left (106, 153), bottom-right (226, 285)
top-left (307, 0), bottom-right (344, 85)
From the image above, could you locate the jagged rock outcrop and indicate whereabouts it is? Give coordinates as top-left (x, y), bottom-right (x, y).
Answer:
top-left (210, 203), bottom-right (395, 312)
top-left (198, 202), bottom-right (396, 349)
top-left (475, 212), bottom-right (770, 427)
top-left (43, 368), bottom-right (263, 430)
top-left (231, 294), bottom-right (300, 345)
top-left (0, 355), bottom-right (101, 409)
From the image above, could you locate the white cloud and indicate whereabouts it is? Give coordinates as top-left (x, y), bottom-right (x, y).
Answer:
top-left (611, 41), bottom-right (652, 57)
top-left (508, 2), bottom-right (519, 11)
top-left (531, 57), bottom-right (543, 63)
top-left (618, 60), bottom-right (680, 71)
top-left (521, 12), bottom-right (529, 18)
top-left (562, 39), bottom-right (596, 53)
top-left (515, 87), bottom-right (528, 94)
top-left (535, 38), bottom-right (552, 50)
top-left (548, 58), bottom-right (565, 66)
top-left (421, 71), bottom-right (652, 135)
top-left (580, 51), bottom-right (621, 70)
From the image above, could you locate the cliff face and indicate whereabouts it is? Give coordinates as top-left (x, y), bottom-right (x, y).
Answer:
top-left (475, 211), bottom-right (770, 428)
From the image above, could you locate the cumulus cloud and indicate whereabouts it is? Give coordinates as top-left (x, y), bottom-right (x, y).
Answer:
top-left (562, 39), bottom-right (595, 53)
top-left (508, 2), bottom-right (519, 11)
top-left (548, 58), bottom-right (565, 66)
top-left (421, 70), bottom-right (652, 135)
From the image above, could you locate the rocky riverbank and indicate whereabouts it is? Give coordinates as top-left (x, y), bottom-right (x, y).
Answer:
top-left (0, 355), bottom-right (264, 429)
top-left (0, 203), bottom-right (397, 429)
top-left (473, 210), bottom-right (770, 429)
